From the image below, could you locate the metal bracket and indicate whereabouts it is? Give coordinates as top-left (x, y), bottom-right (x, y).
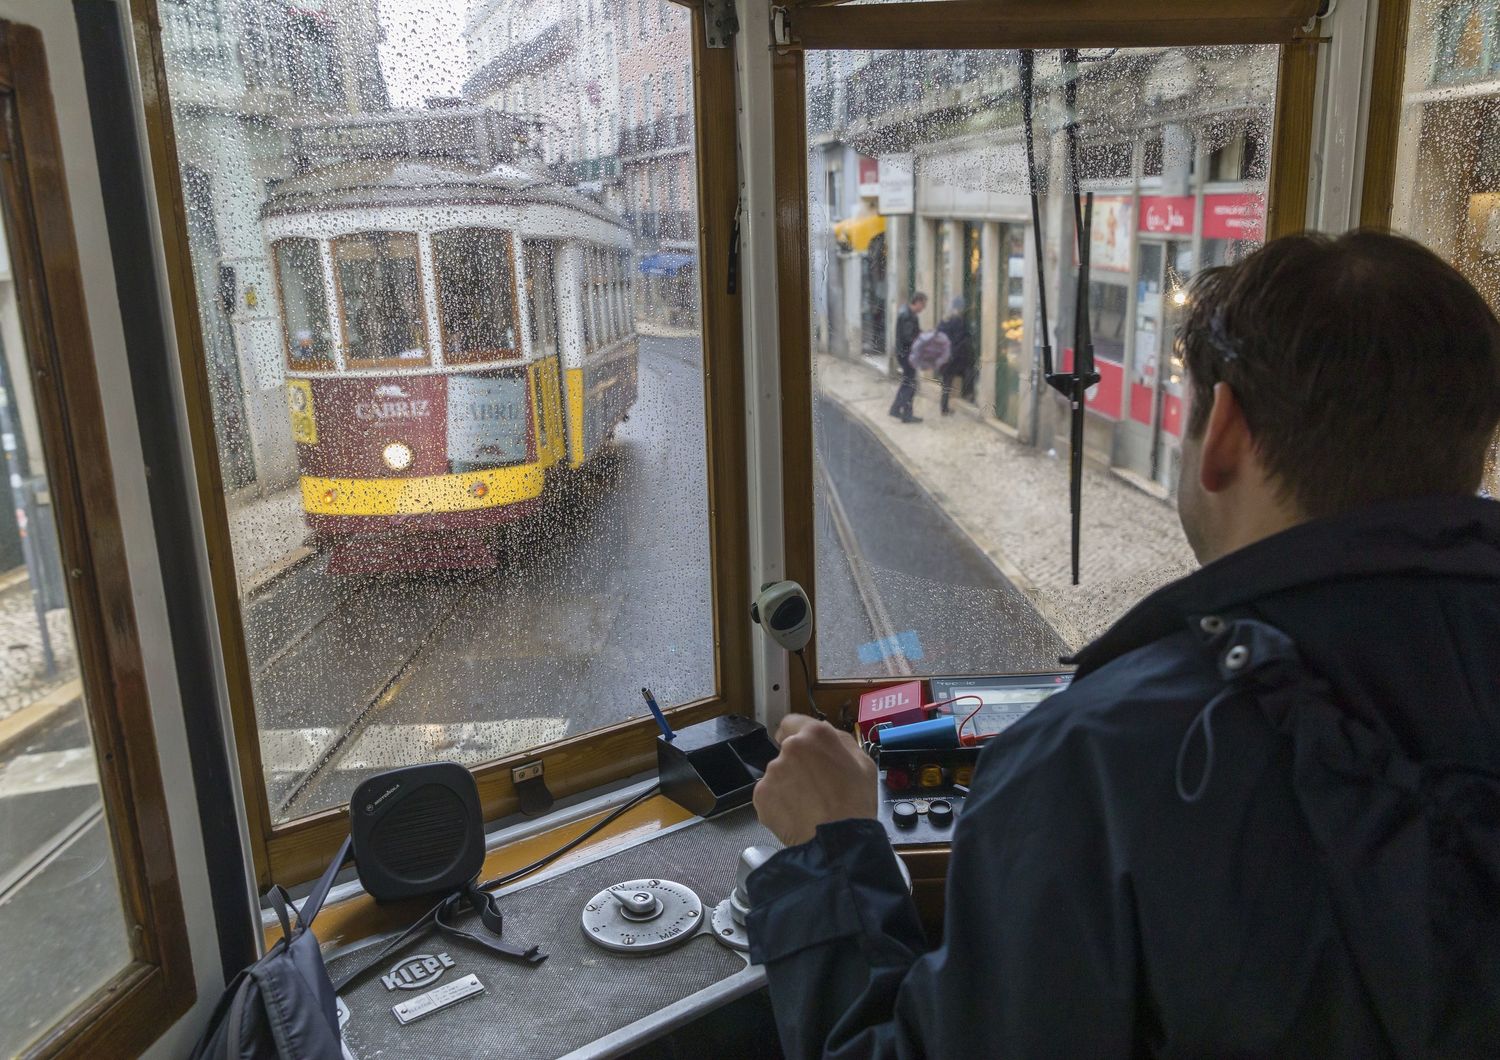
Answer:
top-left (705, 0), bottom-right (739, 48)
top-left (511, 761), bottom-right (554, 817)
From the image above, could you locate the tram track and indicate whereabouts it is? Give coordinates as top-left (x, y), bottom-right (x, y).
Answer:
top-left (270, 570), bottom-right (487, 820)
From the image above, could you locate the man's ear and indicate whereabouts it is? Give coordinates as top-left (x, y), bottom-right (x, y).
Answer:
top-left (1198, 382), bottom-right (1252, 494)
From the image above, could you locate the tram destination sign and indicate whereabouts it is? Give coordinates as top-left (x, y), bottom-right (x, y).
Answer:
top-left (447, 374), bottom-right (529, 466)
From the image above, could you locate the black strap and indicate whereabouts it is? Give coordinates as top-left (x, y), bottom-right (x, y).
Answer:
top-left (435, 884), bottom-right (546, 964)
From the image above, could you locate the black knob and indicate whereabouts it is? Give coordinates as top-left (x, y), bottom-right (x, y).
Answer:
top-left (927, 799), bottom-right (954, 828)
top-left (892, 801), bottom-right (918, 829)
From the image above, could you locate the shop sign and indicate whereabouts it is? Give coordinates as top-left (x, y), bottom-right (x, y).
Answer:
top-left (1090, 196), bottom-right (1133, 273)
top-left (858, 156), bottom-right (880, 198)
top-left (878, 153), bottom-right (914, 215)
top-left (1203, 193), bottom-right (1266, 241)
top-left (1139, 195), bottom-right (1194, 235)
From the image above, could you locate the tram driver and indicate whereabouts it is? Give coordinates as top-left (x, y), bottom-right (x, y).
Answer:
top-left (749, 231), bottom-right (1500, 1057)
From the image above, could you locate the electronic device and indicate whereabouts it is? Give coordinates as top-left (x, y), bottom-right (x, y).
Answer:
top-left (350, 762), bottom-right (486, 902)
top-left (857, 679), bottom-right (926, 739)
top-left (927, 672), bottom-right (1072, 742)
top-left (750, 580), bottom-right (812, 652)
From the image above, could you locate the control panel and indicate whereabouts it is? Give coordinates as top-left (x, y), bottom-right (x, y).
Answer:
top-left (871, 673), bottom-right (1072, 846)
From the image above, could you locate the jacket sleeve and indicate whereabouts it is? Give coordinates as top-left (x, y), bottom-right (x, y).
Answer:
top-left (745, 712), bottom-right (1142, 1060)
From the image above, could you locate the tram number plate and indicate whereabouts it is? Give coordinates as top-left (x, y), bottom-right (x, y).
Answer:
top-left (448, 374), bottom-right (528, 465)
top-left (391, 973), bottom-right (486, 1025)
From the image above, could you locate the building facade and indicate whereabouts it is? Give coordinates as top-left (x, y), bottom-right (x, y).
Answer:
top-left (160, 0), bottom-right (388, 495)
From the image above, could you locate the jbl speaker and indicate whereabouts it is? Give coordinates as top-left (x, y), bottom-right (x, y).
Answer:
top-left (350, 762), bottom-right (485, 902)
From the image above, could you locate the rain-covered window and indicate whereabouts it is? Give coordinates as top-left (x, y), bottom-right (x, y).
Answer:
top-left (274, 238), bottom-right (334, 369)
top-left (808, 47), bottom-right (1276, 679)
top-left (1391, 0), bottom-right (1500, 496)
top-left (333, 232), bottom-right (429, 367)
top-left (157, 0), bottom-right (711, 823)
top-left (434, 228), bottom-right (519, 362)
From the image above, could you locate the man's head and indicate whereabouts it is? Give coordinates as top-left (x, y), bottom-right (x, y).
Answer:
top-left (910, 292), bottom-right (928, 313)
top-left (1175, 230), bottom-right (1500, 563)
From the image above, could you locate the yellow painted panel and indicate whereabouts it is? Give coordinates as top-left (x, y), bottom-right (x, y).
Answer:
top-left (287, 380), bottom-right (317, 445)
top-left (566, 367), bottom-right (586, 468)
top-left (301, 465), bottom-right (544, 517)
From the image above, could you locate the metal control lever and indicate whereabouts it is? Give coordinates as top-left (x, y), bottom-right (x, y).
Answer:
top-left (712, 845), bottom-right (777, 951)
top-left (611, 888), bottom-right (661, 920)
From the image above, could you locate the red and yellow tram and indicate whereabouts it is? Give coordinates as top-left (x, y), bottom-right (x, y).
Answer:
top-left (264, 142), bottom-right (638, 569)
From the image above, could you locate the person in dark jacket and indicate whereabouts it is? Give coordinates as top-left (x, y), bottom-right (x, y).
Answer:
top-left (888, 292), bottom-right (927, 423)
top-left (748, 230), bottom-right (1500, 1058)
top-left (937, 297), bottom-right (972, 415)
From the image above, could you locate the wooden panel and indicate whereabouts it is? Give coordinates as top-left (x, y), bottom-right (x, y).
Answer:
top-left (1360, 0), bottom-right (1412, 228)
top-left (783, 0), bottom-right (1322, 51)
top-left (275, 795), bottom-right (697, 951)
top-left (1267, 37), bottom-right (1324, 240)
top-left (0, 20), bottom-right (193, 1059)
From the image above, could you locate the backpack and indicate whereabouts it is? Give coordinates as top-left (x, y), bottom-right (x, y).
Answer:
top-left (909, 329), bottom-right (951, 371)
top-left (190, 839), bottom-right (351, 1060)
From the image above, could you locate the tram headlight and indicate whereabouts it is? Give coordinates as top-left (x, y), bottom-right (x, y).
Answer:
top-left (382, 441), bottom-right (414, 472)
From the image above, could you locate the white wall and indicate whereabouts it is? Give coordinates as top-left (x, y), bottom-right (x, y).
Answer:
top-left (0, 1), bottom-right (238, 1054)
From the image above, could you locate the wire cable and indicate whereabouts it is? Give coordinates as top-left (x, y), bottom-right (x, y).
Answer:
top-left (794, 649), bottom-right (828, 722)
top-left (479, 782), bottom-right (662, 891)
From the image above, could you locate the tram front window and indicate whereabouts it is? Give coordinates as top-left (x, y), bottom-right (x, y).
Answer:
top-left (274, 237), bottom-right (334, 368)
top-left (333, 231), bottom-right (429, 367)
top-left (434, 228), bottom-right (519, 363)
top-left (156, 0), bottom-right (714, 829)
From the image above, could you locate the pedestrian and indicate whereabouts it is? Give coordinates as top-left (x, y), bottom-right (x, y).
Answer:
top-left (937, 297), bottom-right (972, 416)
top-left (888, 292), bottom-right (927, 423)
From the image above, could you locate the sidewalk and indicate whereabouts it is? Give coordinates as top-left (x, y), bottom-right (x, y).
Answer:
top-left (0, 569), bottom-right (79, 727)
top-left (816, 355), bottom-right (1196, 650)
top-left (227, 485), bottom-right (316, 596)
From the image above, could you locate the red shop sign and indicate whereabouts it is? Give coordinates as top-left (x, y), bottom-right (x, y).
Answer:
top-left (1139, 195), bottom-right (1194, 235)
top-left (1203, 192), bottom-right (1266, 241)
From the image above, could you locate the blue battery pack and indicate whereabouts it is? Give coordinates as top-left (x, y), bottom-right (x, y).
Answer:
top-left (874, 716), bottom-right (959, 751)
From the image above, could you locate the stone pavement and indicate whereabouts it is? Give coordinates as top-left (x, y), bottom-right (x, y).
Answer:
top-left (816, 355), bottom-right (1197, 651)
top-left (0, 569), bottom-right (79, 726)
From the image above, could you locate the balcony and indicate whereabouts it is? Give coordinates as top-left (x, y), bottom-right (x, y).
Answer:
top-left (550, 155), bottom-right (622, 185)
top-left (623, 210), bottom-right (697, 243)
top-left (619, 114), bottom-right (693, 159)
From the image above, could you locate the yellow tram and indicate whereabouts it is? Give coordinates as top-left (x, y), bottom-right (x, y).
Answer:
top-left (262, 110), bottom-right (638, 567)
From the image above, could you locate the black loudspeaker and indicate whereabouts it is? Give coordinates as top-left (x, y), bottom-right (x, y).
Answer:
top-left (350, 762), bottom-right (486, 902)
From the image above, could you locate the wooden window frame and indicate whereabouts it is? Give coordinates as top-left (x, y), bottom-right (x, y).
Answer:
top-left (771, 1), bottom-right (1323, 718)
top-left (432, 227), bottom-right (523, 365)
top-left (0, 20), bottom-right (194, 1057)
top-left (130, 0), bottom-right (748, 887)
top-left (272, 236), bottom-right (337, 372)
top-left (1359, 0), bottom-right (1413, 228)
top-left (330, 230), bottom-right (434, 371)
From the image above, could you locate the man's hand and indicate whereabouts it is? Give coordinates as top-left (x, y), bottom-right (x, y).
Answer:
top-left (753, 715), bottom-right (878, 847)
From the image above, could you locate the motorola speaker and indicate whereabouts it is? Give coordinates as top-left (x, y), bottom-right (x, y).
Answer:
top-left (750, 580), bottom-right (813, 653)
top-left (350, 762), bottom-right (485, 903)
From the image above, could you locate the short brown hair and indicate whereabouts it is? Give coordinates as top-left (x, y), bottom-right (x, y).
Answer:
top-left (1179, 230), bottom-right (1500, 517)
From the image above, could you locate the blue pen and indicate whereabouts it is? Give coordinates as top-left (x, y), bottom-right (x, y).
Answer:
top-left (641, 688), bottom-right (675, 741)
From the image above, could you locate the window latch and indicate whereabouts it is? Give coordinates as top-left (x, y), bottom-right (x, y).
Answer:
top-left (512, 761), bottom-right (555, 817)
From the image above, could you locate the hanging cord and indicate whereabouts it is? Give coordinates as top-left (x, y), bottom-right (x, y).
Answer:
top-left (794, 649), bottom-right (828, 722)
top-left (1175, 686), bottom-right (1238, 803)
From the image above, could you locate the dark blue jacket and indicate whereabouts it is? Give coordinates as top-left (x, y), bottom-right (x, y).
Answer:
top-left (748, 496), bottom-right (1500, 1058)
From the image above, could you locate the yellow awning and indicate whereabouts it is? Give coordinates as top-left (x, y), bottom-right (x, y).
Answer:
top-left (833, 213), bottom-right (887, 253)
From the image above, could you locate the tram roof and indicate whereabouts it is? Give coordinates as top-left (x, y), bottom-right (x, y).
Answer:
top-left (260, 159), bottom-right (627, 231)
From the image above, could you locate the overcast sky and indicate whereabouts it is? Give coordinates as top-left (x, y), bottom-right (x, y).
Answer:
top-left (379, 0), bottom-right (471, 108)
